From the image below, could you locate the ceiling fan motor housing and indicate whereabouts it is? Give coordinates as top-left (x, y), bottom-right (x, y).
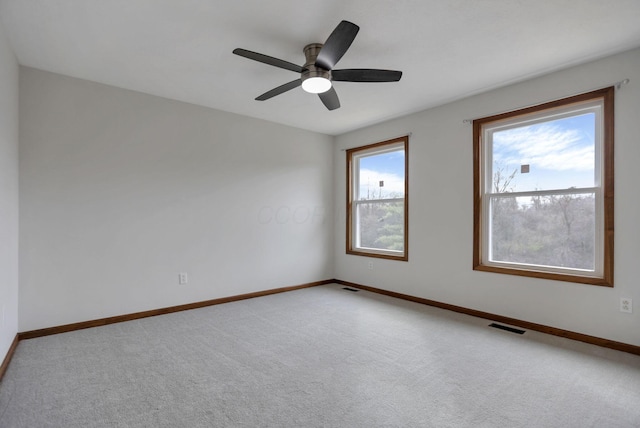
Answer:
top-left (302, 43), bottom-right (331, 83)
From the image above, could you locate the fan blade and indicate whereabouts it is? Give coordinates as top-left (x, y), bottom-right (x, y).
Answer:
top-left (318, 87), bottom-right (340, 111)
top-left (315, 21), bottom-right (359, 70)
top-left (233, 48), bottom-right (304, 73)
top-left (332, 69), bottom-right (402, 82)
top-left (255, 79), bottom-right (302, 101)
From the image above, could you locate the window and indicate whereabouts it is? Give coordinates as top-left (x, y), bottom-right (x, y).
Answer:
top-left (347, 136), bottom-right (408, 260)
top-left (473, 87), bottom-right (614, 286)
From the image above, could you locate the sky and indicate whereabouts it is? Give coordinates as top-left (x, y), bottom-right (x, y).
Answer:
top-left (491, 112), bottom-right (596, 193)
top-left (354, 111), bottom-right (596, 199)
top-left (358, 150), bottom-right (405, 199)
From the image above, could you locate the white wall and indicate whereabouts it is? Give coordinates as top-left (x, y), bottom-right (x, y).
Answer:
top-left (334, 48), bottom-right (640, 346)
top-left (19, 68), bottom-right (334, 331)
top-left (0, 21), bottom-right (19, 357)
top-left (15, 48), bottom-right (640, 347)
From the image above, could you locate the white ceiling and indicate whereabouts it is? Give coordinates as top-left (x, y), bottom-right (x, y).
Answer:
top-left (1, 0), bottom-right (640, 136)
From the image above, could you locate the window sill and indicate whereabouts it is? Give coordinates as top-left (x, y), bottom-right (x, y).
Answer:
top-left (473, 263), bottom-right (612, 287)
top-left (347, 248), bottom-right (408, 261)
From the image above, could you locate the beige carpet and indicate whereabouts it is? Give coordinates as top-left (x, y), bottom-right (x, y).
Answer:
top-left (1, 284), bottom-right (639, 427)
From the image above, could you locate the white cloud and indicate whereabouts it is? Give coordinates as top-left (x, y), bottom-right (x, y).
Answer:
top-left (493, 123), bottom-right (594, 171)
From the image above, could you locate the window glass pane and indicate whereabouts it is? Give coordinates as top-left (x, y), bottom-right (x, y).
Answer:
top-left (357, 149), bottom-right (405, 200)
top-left (489, 193), bottom-right (595, 270)
top-left (356, 200), bottom-right (405, 252)
top-left (491, 113), bottom-right (595, 193)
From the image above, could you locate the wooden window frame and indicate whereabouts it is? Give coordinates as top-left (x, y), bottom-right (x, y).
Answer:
top-left (473, 87), bottom-right (614, 286)
top-left (346, 136), bottom-right (409, 261)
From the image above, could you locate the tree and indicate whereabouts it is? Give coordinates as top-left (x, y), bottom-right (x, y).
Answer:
top-left (490, 170), bottom-right (595, 270)
top-left (357, 190), bottom-right (404, 252)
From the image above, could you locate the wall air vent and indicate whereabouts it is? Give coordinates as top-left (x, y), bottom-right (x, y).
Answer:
top-left (489, 323), bottom-right (525, 335)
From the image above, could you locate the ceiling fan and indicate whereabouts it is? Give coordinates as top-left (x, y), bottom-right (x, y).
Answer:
top-left (232, 20), bottom-right (402, 111)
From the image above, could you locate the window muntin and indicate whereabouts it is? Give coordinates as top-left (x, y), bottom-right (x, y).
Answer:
top-left (473, 88), bottom-right (613, 286)
top-left (347, 136), bottom-right (408, 260)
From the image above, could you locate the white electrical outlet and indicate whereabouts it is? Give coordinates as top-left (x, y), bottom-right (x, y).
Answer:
top-left (179, 272), bottom-right (188, 285)
top-left (620, 298), bottom-right (632, 313)
top-left (367, 261), bottom-right (374, 270)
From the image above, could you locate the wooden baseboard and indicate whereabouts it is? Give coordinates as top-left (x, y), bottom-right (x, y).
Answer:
top-left (0, 334), bottom-right (19, 382)
top-left (18, 279), bottom-right (333, 341)
top-left (16, 278), bottom-right (639, 356)
top-left (334, 279), bottom-right (640, 356)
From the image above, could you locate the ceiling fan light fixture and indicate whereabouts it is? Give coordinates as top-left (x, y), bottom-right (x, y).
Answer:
top-left (301, 76), bottom-right (332, 94)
